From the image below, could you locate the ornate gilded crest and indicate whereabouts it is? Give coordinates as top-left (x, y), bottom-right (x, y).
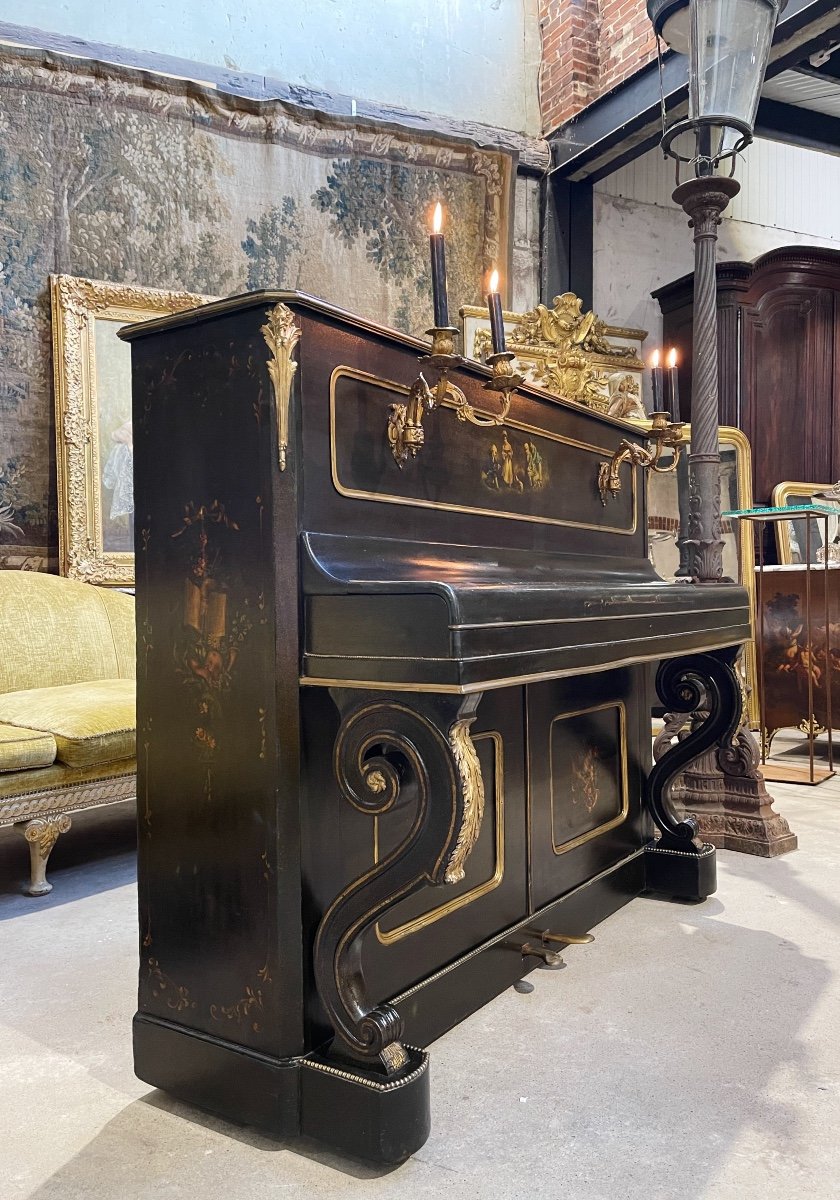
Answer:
top-left (463, 293), bottom-right (645, 415)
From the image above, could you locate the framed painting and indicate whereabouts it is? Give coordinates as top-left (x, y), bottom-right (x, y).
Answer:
top-left (51, 275), bottom-right (213, 587)
top-left (772, 480), bottom-right (840, 565)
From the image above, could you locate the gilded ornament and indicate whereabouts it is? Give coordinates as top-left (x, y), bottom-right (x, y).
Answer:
top-left (260, 302), bottom-right (301, 472)
top-left (366, 769), bottom-right (387, 794)
top-left (444, 720), bottom-right (486, 884)
top-left (465, 294), bottom-right (644, 413)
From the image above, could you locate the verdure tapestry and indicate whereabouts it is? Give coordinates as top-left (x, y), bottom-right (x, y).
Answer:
top-left (0, 48), bottom-right (513, 570)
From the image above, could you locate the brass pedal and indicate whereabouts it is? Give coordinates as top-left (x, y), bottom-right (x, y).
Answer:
top-left (519, 942), bottom-right (566, 969)
top-left (539, 931), bottom-right (595, 948)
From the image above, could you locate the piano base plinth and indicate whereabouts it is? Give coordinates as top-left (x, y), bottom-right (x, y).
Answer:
top-left (643, 839), bottom-right (717, 901)
top-left (132, 1013), bottom-right (430, 1166)
top-left (300, 1045), bottom-right (430, 1165)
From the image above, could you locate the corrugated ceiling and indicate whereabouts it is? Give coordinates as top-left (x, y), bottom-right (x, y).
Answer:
top-left (762, 69), bottom-right (840, 119)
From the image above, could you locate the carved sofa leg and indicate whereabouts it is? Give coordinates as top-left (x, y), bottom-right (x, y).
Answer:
top-left (16, 815), bottom-right (72, 896)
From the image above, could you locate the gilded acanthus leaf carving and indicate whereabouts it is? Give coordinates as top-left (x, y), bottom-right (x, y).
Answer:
top-left (260, 303), bottom-right (301, 472)
top-left (445, 719), bottom-right (486, 885)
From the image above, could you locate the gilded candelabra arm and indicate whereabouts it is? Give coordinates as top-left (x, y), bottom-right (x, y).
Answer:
top-left (314, 691), bottom-right (485, 1076)
top-left (597, 411), bottom-right (685, 505)
top-left (388, 331), bottom-right (526, 466)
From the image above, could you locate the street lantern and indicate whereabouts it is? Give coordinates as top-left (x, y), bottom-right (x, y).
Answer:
top-left (644, 0), bottom-right (783, 584)
top-left (648, 0), bottom-right (784, 173)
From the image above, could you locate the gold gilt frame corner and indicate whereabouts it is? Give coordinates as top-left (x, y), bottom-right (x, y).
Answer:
top-left (771, 480), bottom-right (838, 564)
top-left (51, 274), bottom-right (213, 587)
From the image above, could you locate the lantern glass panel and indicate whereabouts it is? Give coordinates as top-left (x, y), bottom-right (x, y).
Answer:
top-left (689, 0), bottom-right (780, 133)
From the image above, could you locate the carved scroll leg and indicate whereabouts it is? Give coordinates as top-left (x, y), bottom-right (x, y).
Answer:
top-left (17, 815), bottom-right (71, 896)
top-left (644, 648), bottom-right (743, 900)
top-left (653, 656), bottom-right (797, 859)
top-left (301, 691), bottom-right (484, 1164)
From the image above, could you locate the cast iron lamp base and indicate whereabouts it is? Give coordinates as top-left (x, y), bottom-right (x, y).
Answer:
top-left (669, 174), bottom-right (796, 853)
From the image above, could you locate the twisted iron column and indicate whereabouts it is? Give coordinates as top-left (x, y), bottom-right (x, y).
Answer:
top-left (673, 175), bottom-right (740, 583)
top-left (665, 174), bottom-right (796, 857)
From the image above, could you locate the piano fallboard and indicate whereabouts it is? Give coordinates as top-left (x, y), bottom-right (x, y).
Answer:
top-left (302, 532), bottom-right (751, 690)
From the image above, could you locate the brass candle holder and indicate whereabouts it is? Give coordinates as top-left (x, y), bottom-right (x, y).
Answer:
top-left (597, 410), bottom-right (685, 505)
top-left (387, 328), bottom-right (524, 468)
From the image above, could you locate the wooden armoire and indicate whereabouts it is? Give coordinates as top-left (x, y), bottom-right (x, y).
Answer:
top-left (654, 246), bottom-right (840, 505)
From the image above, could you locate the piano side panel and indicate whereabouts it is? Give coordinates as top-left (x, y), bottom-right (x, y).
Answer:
top-left (132, 309), bottom-right (305, 1059)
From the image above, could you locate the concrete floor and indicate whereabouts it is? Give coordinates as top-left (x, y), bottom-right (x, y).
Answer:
top-left (1, 754), bottom-right (839, 1200)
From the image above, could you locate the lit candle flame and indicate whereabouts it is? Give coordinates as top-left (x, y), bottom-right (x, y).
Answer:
top-left (667, 347), bottom-right (677, 369)
top-left (651, 348), bottom-right (660, 368)
top-left (432, 202), bottom-right (443, 234)
top-left (488, 269), bottom-right (499, 294)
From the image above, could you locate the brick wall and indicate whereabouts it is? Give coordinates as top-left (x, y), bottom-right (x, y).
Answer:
top-left (539, 0), bottom-right (658, 133)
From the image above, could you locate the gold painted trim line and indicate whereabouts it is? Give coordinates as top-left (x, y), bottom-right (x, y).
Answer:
top-left (329, 366), bottom-right (639, 535)
top-left (375, 732), bottom-right (504, 944)
top-left (549, 701), bottom-right (630, 855)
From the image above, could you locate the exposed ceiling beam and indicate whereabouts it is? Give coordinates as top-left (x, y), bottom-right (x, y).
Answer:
top-left (755, 96), bottom-right (840, 154)
top-left (549, 0), bottom-right (840, 180)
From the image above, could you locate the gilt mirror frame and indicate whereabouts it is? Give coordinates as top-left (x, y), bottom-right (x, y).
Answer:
top-left (631, 421), bottom-right (759, 729)
top-left (772, 480), bottom-right (840, 565)
top-left (51, 274), bottom-right (213, 587)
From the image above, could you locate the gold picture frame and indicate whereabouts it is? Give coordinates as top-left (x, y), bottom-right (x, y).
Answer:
top-left (639, 423), bottom-right (759, 728)
top-left (51, 275), bottom-right (213, 587)
top-left (772, 480), bottom-right (840, 565)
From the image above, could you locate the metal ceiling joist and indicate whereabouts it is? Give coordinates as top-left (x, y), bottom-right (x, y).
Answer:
top-left (549, 0), bottom-right (840, 181)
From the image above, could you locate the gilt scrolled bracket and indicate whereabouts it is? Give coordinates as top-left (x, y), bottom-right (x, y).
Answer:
top-left (387, 327), bottom-right (524, 468)
top-left (646, 647), bottom-right (742, 852)
top-left (597, 411), bottom-right (685, 505)
top-left (314, 691), bottom-right (484, 1075)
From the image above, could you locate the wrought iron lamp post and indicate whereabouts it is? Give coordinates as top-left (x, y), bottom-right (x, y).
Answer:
top-left (645, 0), bottom-right (798, 859)
top-left (647, 0), bottom-right (784, 581)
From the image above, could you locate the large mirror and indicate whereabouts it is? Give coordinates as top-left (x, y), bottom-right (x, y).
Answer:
top-left (51, 275), bottom-right (213, 587)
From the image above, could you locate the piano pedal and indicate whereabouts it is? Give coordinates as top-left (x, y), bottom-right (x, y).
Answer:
top-left (513, 979), bottom-right (535, 994)
top-left (539, 931), bottom-right (595, 948)
top-left (519, 929), bottom-right (595, 970)
top-left (519, 942), bottom-right (566, 969)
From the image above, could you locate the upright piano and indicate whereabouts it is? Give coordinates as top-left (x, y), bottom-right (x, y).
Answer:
top-left (122, 293), bottom-right (751, 1164)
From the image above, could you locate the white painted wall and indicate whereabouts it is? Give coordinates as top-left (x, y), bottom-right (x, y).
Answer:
top-left (8, 0), bottom-right (541, 133)
top-left (593, 138), bottom-right (840, 354)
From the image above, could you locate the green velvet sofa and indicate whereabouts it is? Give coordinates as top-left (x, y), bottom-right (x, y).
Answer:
top-left (0, 572), bottom-right (136, 895)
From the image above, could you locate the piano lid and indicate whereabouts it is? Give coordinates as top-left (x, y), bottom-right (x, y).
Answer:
top-left (301, 533), bottom-right (752, 692)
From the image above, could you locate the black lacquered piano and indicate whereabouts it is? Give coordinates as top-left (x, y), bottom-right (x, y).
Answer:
top-left (123, 292), bottom-right (751, 1164)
